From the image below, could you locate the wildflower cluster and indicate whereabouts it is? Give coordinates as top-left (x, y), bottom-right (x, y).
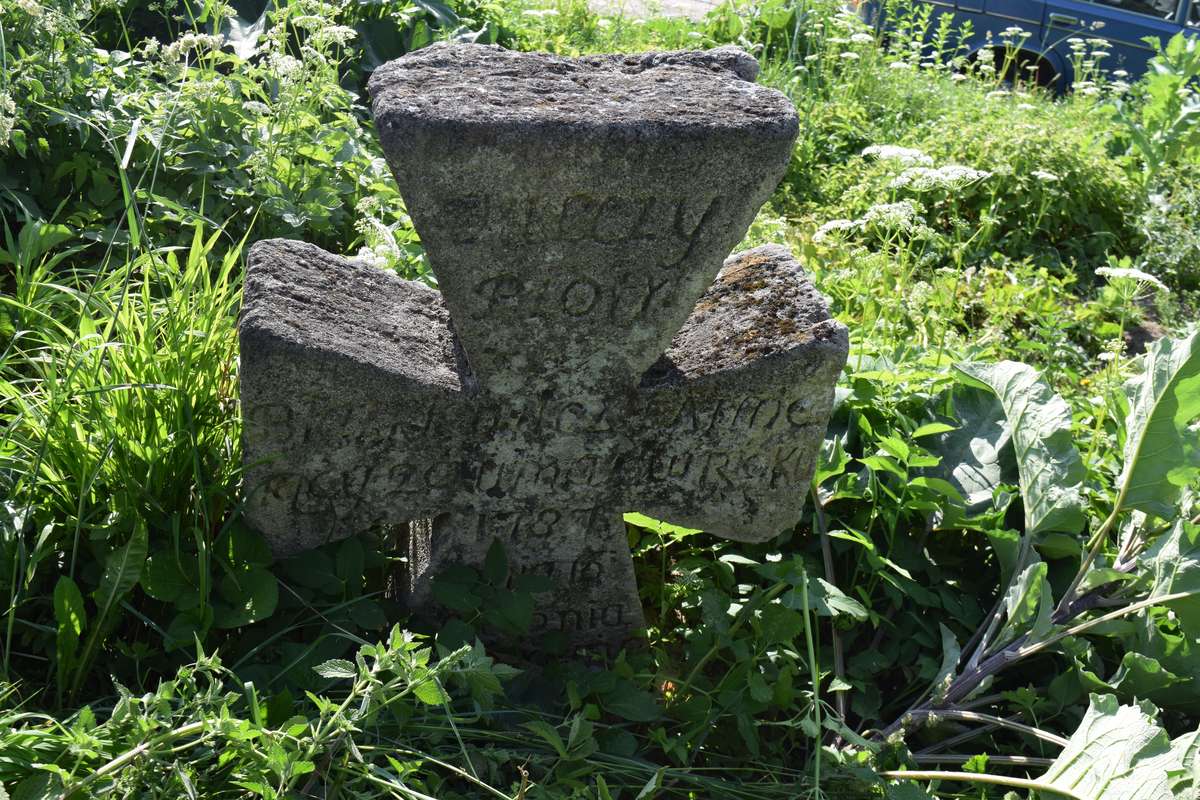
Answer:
top-left (812, 199), bottom-right (932, 244)
top-left (860, 199), bottom-right (928, 233)
top-left (813, 218), bottom-right (860, 244)
top-left (1096, 265), bottom-right (1170, 294)
top-left (862, 145), bottom-right (934, 167)
top-left (1067, 36), bottom-right (1115, 96)
top-left (0, 92), bottom-right (15, 147)
top-left (890, 164), bottom-right (991, 191)
top-left (3, 0), bottom-right (42, 15)
top-left (161, 32), bottom-right (225, 62)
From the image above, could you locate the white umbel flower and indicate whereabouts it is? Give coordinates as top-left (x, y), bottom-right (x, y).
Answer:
top-left (813, 219), bottom-right (860, 243)
top-left (890, 164), bottom-right (991, 191)
top-left (1095, 266), bottom-right (1169, 293)
top-left (861, 144), bottom-right (934, 167)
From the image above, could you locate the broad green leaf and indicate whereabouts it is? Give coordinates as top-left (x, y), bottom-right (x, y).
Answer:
top-left (1145, 520), bottom-right (1200, 594)
top-left (747, 671), bottom-right (773, 703)
top-left (1036, 694), bottom-right (1191, 800)
top-left (18, 222), bottom-right (72, 263)
top-left (930, 623), bottom-right (961, 703)
top-left (282, 550), bottom-right (339, 593)
top-left (816, 577), bottom-right (869, 620)
top-left (412, 678), bottom-right (449, 706)
top-left (814, 434), bottom-right (851, 488)
top-left (523, 720), bottom-right (568, 759)
top-left (313, 659), bottom-right (357, 680)
top-left (72, 524), bottom-right (148, 695)
top-left (53, 576), bottom-right (86, 640)
top-left (859, 454), bottom-right (906, 478)
top-left (985, 527), bottom-right (1022, 587)
top-left (214, 567), bottom-right (279, 629)
top-left (784, 578), bottom-right (869, 620)
top-left (1079, 567), bottom-right (1135, 593)
top-left (354, 18), bottom-right (407, 71)
top-left (93, 527), bottom-right (148, 628)
top-left (567, 716), bottom-right (597, 760)
top-left (349, 598), bottom-right (388, 631)
top-left (483, 538), bottom-right (508, 585)
top-left (623, 512), bottom-right (702, 537)
top-left (164, 608), bottom-right (213, 653)
top-left (432, 579), bottom-right (481, 613)
top-left (1141, 520), bottom-right (1200, 637)
top-left (141, 553), bottom-right (191, 603)
top-left (219, 525), bottom-right (273, 568)
top-left (53, 576), bottom-right (86, 692)
top-left (759, 603), bottom-right (803, 644)
top-left (1040, 532), bottom-right (1085, 560)
top-left (908, 476), bottom-right (965, 500)
top-left (604, 682), bottom-right (661, 722)
top-left (927, 385), bottom-right (1012, 510)
top-left (1112, 652), bottom-right (1185, 698)
top-left (486, 589), bottom-right (532, 635)
top-left (1118, 330), bottom-right (1200, 520)
top-left (335, 537), bottom-right (365, 587)
top-left (12, 774), bottom-right (57, 800)
top-left (996, 559), bottom-right (1054, 648)
top-left (877, 434), bottom-right (911, 462)
top-left (954, 361), bottom-right (1086, 535)
top-left (1172, 728), bottom-right (1200, 799)
top-left (1126, 606), bottom-right (1200, 716)
top-left (912, 422), bottom-right (957, 438)
top-left (412, 0), bottom-right (460, 27)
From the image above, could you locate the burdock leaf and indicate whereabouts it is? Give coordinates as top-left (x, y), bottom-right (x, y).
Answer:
top-left (1117, 329), bottom-right (1200, 521)
top-left (954, 361), bottom-right (1086, 535)
top-left (995, 558), bottom-right (1055, 648)
top-left (1036, 694), bottom-right (1191, 800)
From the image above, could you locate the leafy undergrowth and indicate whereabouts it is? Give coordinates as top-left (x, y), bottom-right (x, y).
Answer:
top-left (1, 0), bottom-right (1200, 797)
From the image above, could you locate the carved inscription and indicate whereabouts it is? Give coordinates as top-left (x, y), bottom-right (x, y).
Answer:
top-left (263, 388), bottom-right (824, 525)
top-left (462, 507), bottom-right (607, 547)
top-left (429, 192), bottom-right (722, 251)
top-left (276, 438), bottom-right (817, 524)
top-left (532, 604), bottom-right (628, 634)
top-left (467, 394), bottom-right (815, 442)
top-left (472, 272), bottom-right (672, 323)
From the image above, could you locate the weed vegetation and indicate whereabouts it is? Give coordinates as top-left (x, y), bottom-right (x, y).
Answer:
top-left (1, 0), bottom-right (1199, 796)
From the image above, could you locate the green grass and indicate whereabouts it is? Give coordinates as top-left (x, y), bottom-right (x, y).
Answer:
top-left (1, 0), bottom-right (1199, 796)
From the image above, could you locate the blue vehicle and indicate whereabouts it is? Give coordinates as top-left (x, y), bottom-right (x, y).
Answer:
top-left (860, 0), bottom-right (1197, 87)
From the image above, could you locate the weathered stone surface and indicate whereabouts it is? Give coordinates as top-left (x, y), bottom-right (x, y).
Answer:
top-left (367, 43), bottom-right (798, 398)
top-left (241, 43), bottom-right (849, 646)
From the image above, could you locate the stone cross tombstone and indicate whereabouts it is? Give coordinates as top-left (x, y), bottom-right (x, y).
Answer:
top-left (240, 43), bottom-right (849, 647)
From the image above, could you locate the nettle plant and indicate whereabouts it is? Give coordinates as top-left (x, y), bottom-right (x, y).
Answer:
top-left (0, 628), bottom-right (521, 799)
